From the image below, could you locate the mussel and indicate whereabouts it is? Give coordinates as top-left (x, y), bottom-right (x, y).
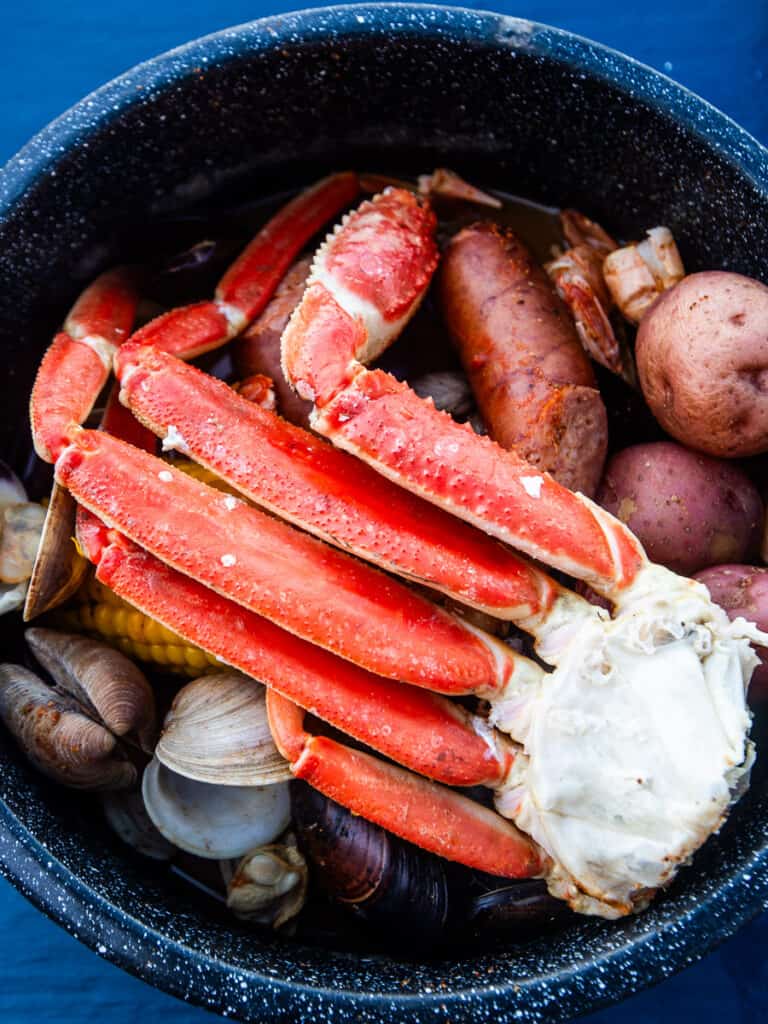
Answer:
top-left (466, 880), bottom-right (571, 939)
top-left (410, 370), bottom-right (476, 421)
top-left (149, 237), bottom-right (243, 307)
top-left (292, 783), bottom-right (450, 945)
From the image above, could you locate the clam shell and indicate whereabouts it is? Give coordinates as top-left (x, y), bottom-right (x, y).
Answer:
top-left (156, 671), bottom-right (291, 786)
top-left (26, 628), bottom-right (156, 752)
top-left (221, 833), bottom-right (308, 928)
top-left (0, 663), bottom-right (136, 790)
top-left (0, 580), bottom-right (28, 616)
top-left (142, 757), bottom-right (291, 860)
top-left (102, 790), bottom-right (177, 861)
top-left (24, 482), bottom-right (88, 620)
top-left (0, 459), bottom-right (28, 509)
top-left (0, 503), bottom-right (46, 584)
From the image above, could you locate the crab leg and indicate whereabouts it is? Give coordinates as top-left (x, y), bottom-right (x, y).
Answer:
top-left (281, 188), bottom-right (646, 601)
top-left (31, 173), bottom-right (359, 468)
top-left (99, 382), bottom-right (157, 452)
top-left (75, 508), bottom-right (516, 791)
top-left (24, 277), bottom-right (155, 622)
top-left (57, 428), bottom-right (539, 696)
top-left (115, 343), bottom-right (572, 629)
top-left (267, 691), bottom-right (543, 878)
top-left (126, 172), bottom-right (359, 360)
top-left (31, 267), bottom-right (140, 463)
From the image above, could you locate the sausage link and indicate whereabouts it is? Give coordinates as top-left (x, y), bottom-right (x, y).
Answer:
top-left (234, 255), bottom-right (314, 429)
top-left (440, 223), bottom-right (608, 495)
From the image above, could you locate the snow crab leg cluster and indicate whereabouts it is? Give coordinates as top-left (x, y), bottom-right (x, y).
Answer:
top-left (27, 173), bottom-right (766, 919)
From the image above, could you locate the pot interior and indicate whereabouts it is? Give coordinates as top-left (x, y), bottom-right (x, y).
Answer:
top-left (1, 7), bottom-right (768, 1022)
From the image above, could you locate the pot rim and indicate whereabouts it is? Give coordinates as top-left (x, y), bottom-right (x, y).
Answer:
top-left (1, 5), bottom-right (768, 1022)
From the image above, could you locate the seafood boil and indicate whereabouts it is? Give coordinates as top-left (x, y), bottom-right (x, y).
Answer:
top-left (2, 169), bottom-right (768, 939)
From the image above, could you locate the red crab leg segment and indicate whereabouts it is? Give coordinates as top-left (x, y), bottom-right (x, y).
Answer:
top-left (32, 174), bottom-right (356, 464)
top-left (126, 172), bottom-right (359, 361)
top-left (58, 430), bottom-right (531, 696)
top-left (115, 344), bottom-right (563, 625)
top-left (282, 188), bottom-right (646, 599)
top-left (267, 691), bottom-right (544, 878)
top-left (31, 268), bottom-right (139, 463)
top-left (76, 509), bottom-right (514, 789)
top-left (100, 383), bottom-right (157, 452)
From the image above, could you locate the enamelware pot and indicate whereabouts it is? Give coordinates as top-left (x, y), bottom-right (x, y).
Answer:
top-left (1, 5), bottom-right (768, 1021)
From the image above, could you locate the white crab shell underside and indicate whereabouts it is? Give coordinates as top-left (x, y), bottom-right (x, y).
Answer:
top-left (494, 564), bottom-right (762, 918)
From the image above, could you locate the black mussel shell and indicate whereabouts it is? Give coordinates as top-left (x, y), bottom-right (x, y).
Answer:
top-left (292, 783), bottom-right (449, 946)
top-left (467, 879), bottom-right (570, 938)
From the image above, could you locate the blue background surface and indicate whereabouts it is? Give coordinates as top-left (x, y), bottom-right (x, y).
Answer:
top-left (1, 1), bottom-right (767, 1021)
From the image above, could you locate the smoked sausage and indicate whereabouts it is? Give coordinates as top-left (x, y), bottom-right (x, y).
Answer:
top-left (234, 256), bottom-right (314, 429)
top-left (440, 223), bottom-right (608, 495)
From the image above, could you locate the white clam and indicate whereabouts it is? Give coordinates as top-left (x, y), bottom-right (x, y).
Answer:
top-left (220, 833), bottom-right (308, 928)
top-left (155, 671), bottom-right (292, 786)
top-left (142, 757), bottom-right (291, 860)
top-left (0, 580), bottom-right (29, 615)
top-left (0, 459), bottom-right (27, 509)
top-left (0, 462), bottom-right (45, 615)
top-left (0, 503), bottom-right (47, 584)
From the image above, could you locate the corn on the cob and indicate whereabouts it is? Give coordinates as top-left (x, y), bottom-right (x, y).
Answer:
top-left (57, 580), bottom-right (221, 676)
top-left (55, 460), bottom-right (238, 675)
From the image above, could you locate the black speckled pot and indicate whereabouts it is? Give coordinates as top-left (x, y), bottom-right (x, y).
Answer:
top-left (2, 5), bottom-right (768, 1021)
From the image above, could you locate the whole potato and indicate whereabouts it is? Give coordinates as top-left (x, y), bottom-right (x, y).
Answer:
top-left (596, 442), bottom-right (763, 575)
top-left (636, 271), bottom-right (768, 456)
top-left (694, 564), bottom-right (768, 699)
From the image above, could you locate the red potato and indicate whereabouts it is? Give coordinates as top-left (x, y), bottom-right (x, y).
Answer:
top-left (694, 565), bottom-right (768, 699)
top-left (440, 223), bottom-right (608, 496)
top-left (234, 256), bottom-right (313, 429)
top-left (637, 271), bottom-right (768, 457)
top-left (596, 442), bottom-right (764, 576)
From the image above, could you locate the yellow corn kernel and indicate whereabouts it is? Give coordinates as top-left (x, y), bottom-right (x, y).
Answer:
top-left (149, 642), bottom-right (169, 665)
top-left (56, 591), bottom-right (221, 677)
top-left (126, 610), bottom-right (146, 642)
top-left (165, 645), bottom-right (187, 668)
top-left (92, 602), bottom-right (117, 637)
top-left (185, 647), bottom-right (211, 672)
